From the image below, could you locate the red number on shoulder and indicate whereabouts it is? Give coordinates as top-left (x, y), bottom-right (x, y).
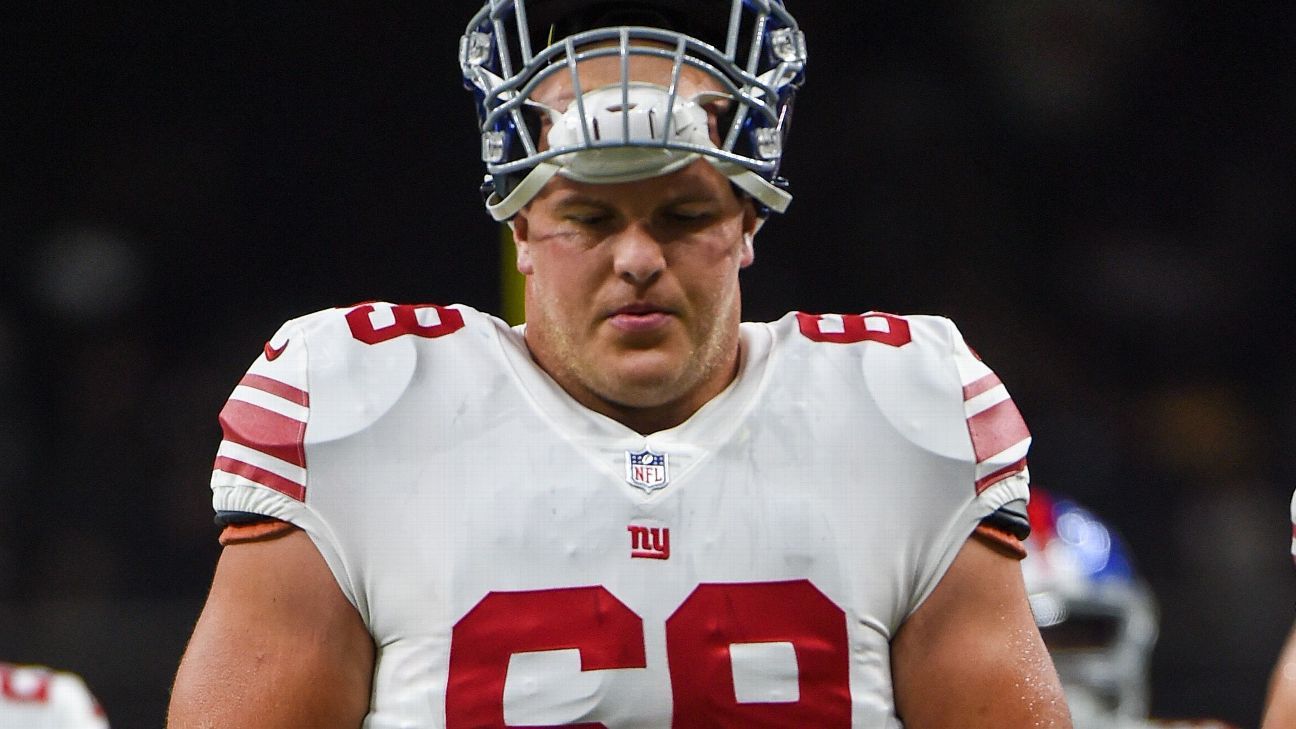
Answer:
top-left (345, 303), bottom-right (465, 344)
top-left (0, 664), bottom-right (52, 703)
top-left (796, 312), bottom-right (911, 346)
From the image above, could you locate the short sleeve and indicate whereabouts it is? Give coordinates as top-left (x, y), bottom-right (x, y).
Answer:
top-left (879, 315), bottom-right (1032, 617)
top-left (945, 321), bottom-right (1031, 494)
top-left (210, 319), bottom-right (311, 508)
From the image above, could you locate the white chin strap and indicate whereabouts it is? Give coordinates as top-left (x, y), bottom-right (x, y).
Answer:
top-left (485, 83), bottom-right (792, 221)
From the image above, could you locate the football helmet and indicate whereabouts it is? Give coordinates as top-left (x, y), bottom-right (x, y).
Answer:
top-left (1023, 490), bottom-right (1159, 729)
top-left (460, 0), bottom-right (807, 220)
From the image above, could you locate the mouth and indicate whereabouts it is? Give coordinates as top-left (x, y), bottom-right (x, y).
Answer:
top-left (606, 302), bottom-right (675, 332)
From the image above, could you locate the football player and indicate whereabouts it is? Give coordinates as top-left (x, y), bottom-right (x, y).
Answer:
top-left (1024, 491), bottom-right (1238, 729)
top-left (0, 662), bottom-right (109, 729)
top-left (1261, 493), bottom-right (1296, 728)
top-left (168, 1), bottom-right (1071, 726)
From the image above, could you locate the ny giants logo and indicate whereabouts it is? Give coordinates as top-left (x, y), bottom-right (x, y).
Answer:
top-left (627, 525), bottom-right (670, 560)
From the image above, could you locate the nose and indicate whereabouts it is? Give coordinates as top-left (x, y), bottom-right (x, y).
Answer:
top-left (611, 226), bottom-right (666, 287)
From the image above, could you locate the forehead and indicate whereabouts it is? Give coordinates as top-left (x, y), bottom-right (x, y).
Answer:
top-left (529, 43), bottom-right (729, 110)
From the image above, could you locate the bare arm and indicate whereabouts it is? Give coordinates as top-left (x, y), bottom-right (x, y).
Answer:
top-left (167, 527), bottom-right (374, 729)
top-left (893, 535), bottom-right (1072, 729)
top-left (1263, 621), bottom-right (1296, 729)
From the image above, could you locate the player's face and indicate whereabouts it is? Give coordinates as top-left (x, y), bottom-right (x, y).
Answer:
top-left (513, 160), bottom-right (757, 433)
top-left (510, 46), bottom-right (759, 433)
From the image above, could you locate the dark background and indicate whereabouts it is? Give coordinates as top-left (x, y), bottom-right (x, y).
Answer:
top-left (2, 2), bottom-right (1294, 727)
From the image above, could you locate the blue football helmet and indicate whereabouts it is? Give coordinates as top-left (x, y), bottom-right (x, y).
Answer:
top-left (1023, 491), bottom-right (1159, 729)
top-left (460, 0), bottom-right (807, 220)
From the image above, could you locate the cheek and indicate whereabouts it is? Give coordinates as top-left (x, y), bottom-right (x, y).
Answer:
top-left (702, 229), bottom-right (750, 283)
top-left (529, 247), bottom-right (606, 316)
top-left (680, 245), bottom-right (745, 314)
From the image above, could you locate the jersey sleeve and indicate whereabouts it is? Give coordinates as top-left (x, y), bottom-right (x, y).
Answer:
top-left (210, 317), bottom-right (312, 520)
top-left (209, 303), bottom-right (444, 524)
top-left (208, 306), bottom-right (426, 522)
top-left (207, 304), bottom-right (433, 619)
top-left (945, 322), bottom-right (1032, 494)
top-left (206, 311), bottom-right (361, 609)
top-left (859, 313), bottom-right (1033, 618)
top-left (924, 315), bottom-right (1031, 607)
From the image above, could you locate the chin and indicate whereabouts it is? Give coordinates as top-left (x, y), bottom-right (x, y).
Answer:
top-left (598, 370), bottom-right (685, 408)
top-left (591, 354), bottom-right (692, 407)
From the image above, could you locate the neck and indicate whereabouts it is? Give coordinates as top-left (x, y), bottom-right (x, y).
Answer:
top-left (589, 357), bottom-right (740, 434)
top-left (526, 333), bottom-right (744, 436)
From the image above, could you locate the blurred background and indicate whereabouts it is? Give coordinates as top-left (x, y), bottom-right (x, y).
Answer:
top-left (2, 2), bottom-right (1293, 726)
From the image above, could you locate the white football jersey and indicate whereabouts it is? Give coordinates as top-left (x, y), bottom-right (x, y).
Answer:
top-left (0, 663), bottom-right (109, 729)
top-left (211, 303), bottom-right (1031, 728)
top-left (1290, 489), bottom-right (1295, 559)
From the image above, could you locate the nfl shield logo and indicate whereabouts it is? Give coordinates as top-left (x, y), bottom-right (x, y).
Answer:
top-left (625, 448), bottom-right (669, 492)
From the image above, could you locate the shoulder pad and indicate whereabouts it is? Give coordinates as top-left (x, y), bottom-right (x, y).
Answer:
top-left (213, 302), bottom-right (477, 503)
top-left (790, 312), bottom-right (1031, 493)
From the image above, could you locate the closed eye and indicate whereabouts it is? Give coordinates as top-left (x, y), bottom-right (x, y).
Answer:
top-left (663, 207), bottom-right (717, 225)
top-left (565, 212), bottom-right (612, 226)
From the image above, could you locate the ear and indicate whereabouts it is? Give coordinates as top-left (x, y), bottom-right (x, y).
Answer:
top-left (510, 215), bottom-right (535, 275)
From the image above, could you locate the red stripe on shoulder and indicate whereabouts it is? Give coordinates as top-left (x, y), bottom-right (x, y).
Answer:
top-left (967, 398), bottom-right (1030, 463)
top-left (240, 374), bottom-right (310, 406)
top-left (962, 373), bottom-right (1002, 401)
top-left (213, 456), bottom-right (306, 501)
top-left (218, 399), bottom-right (307, 467)
top-left (975, 458), bottom-right (1028, 494)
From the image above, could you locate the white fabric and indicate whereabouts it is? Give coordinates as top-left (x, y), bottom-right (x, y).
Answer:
top-left (211, 304), bottom-right (1030, 728)
top-left (1290, 488), bottom-right (1296, 559)
top-left (0, 664), bottom-right (109, 729)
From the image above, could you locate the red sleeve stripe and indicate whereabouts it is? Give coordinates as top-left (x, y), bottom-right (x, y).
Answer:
top-left (975, 458), bottom-right (1028, 494)
top-left (961, 373), bottom-right (1002, 401)
top-left (966, 398), bottom-right (1031, 464)
top-left (218, 399), bottom-right (307, 468)
top-left (239, 374), bottom-right (309, 407)
top-left (213, 456), bottom-right (306, 501)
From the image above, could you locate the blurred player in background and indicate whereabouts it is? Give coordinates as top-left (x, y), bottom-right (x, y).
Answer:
top-left (0, 662), bottom-right (109, 729)
top-left (1260, 494), bottom-right (1296, 728)
top-left (1024, 491), bottom-right (1237, 729)
top-left (168, 1), bottom-right (1070, 726)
